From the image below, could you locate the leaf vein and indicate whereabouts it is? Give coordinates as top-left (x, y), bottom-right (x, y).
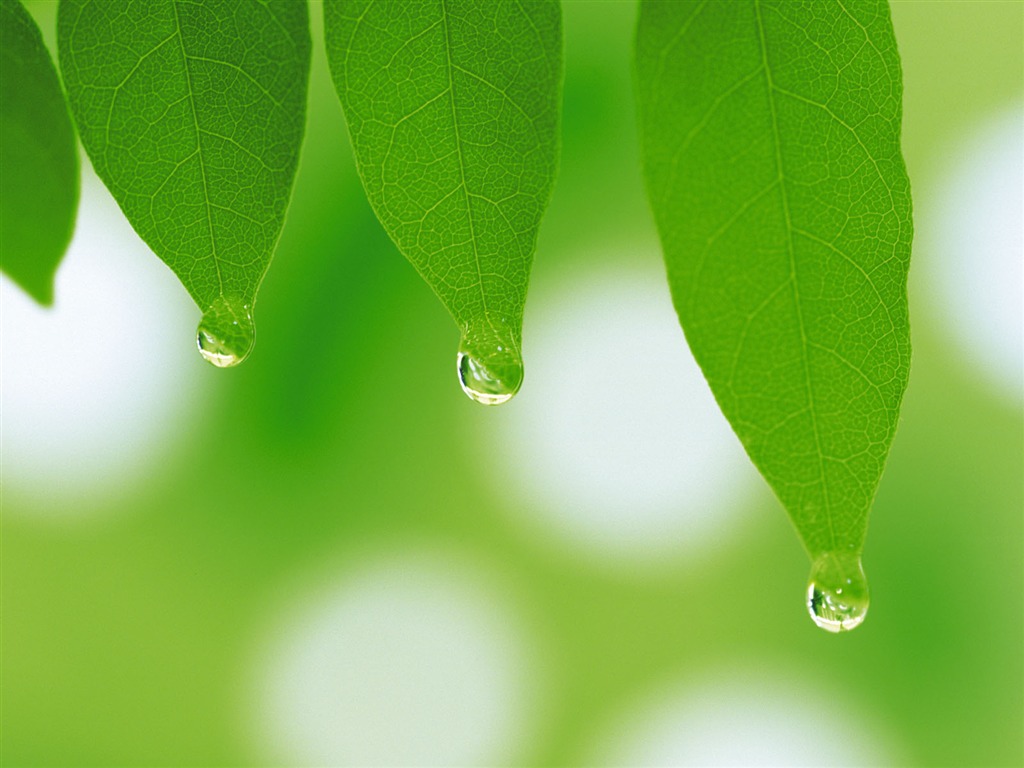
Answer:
top-left (171, 0), bottom-right (222, 298)
top-left (754, 0), bottom-right (833, 547)
top-left (440, 0), bottom-right (488, 324)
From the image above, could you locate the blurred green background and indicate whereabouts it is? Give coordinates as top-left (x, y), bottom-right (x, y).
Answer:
top-left (2, 1), bottom-right (1022, 766)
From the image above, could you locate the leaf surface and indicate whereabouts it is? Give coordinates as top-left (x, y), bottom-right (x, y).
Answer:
top-left (57, 0), bottom-right (310, 365)
top-left (1, 0), bottom-right (79, 305)
top-left (636, 0), bottom-right (912, 584)
top-left (324, 0), bottom-right (562, 403)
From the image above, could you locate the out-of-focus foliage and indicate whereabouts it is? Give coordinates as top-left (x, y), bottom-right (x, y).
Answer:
top-left (0, 0), bottom-right (78, 305)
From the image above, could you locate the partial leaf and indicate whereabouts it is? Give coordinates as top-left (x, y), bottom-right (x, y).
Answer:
top-left (1, 0), bottom-right (79, 305)
top-left (324, 0), bottom-right (562, 404)
top-left (636, 0), bottom-right (912, 630)
top-left (57, 0), bottom-right (311, 366)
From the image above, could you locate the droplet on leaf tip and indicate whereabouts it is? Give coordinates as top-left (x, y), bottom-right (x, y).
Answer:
top-left (806, 551), bottom-right (869, 633)
top-left (456, 314), bottom-right (523, 405)
top-left (196, 295), bottom-right (254, 368)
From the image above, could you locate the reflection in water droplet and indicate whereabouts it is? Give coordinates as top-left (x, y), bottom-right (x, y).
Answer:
top-left (457, 315), bottom-right (524, 405)
top-left (196, 295), bottom-right (255, 368)
top-left (806, 551), bottom-right (869, 633)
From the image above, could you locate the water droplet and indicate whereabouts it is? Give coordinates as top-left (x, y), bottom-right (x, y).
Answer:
top-left (196, 295), bottom-right (255, 368)
top-left (806, 551), bottom-right (869, 633)
top-left (456, 315), bottom-right (523, 405)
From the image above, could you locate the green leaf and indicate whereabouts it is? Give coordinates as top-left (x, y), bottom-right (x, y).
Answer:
top-left (1, 0), bottom-right (79, 306)
top-left (57, 0), bottom-right (311, 366)
top-left (636, 0), bottom-right (911, 629)
top-left (324, 0), bottom-right (562, 404)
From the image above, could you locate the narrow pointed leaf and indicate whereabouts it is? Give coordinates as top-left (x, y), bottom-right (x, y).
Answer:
top-left (636, 0), bottom-right (911, 620)
top-left (1, 0), bottom-right (79, 305)
top-left (57, 0), bottom-right (311, 365)
top-left (324, 0), bottom-right (562, 403)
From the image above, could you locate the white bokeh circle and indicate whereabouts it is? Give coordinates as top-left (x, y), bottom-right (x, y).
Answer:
top-left (481, 263), bottom-right (759, 566)
top-left (1, 170), bottom-right (203, 513)
top-left (592, 668), bottom-right (901, 767)
top-left (253, 550), bottom-right (534, 767)
top-left (927, 104), bottom-right (1023, 402)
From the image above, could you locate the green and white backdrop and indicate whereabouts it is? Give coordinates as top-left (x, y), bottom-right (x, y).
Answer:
top-left (1, 1), bottom-right (1021, 765)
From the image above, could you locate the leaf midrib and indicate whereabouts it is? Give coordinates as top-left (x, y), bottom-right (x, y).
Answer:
top-left (753, 0), bottom-right (834, 548)
top-left (170, 0), bottom-right (224, 298)
top-left (439, 0), bottom-right (489, 324)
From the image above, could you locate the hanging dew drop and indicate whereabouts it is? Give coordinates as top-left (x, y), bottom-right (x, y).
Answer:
top-left (196, 295), bottom-right (255, 368)
top-left (456, 314), bottom-right (524, 405)
top-left (806, 551), bottom-right (869, 633)
top-left (457, 352), bottom-right (522, 405)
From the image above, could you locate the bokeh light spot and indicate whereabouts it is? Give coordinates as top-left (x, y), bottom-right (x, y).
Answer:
top-left (927, 104), bottom-right (1023, 402)
top-left (254, 550), bottom-right (534, 767)
top-left (481, 264), bottom-right (760, 567)
top-left (593, 669), bottom-right (901, 767)
top-left (1, 171), bottom-right (203, 514)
